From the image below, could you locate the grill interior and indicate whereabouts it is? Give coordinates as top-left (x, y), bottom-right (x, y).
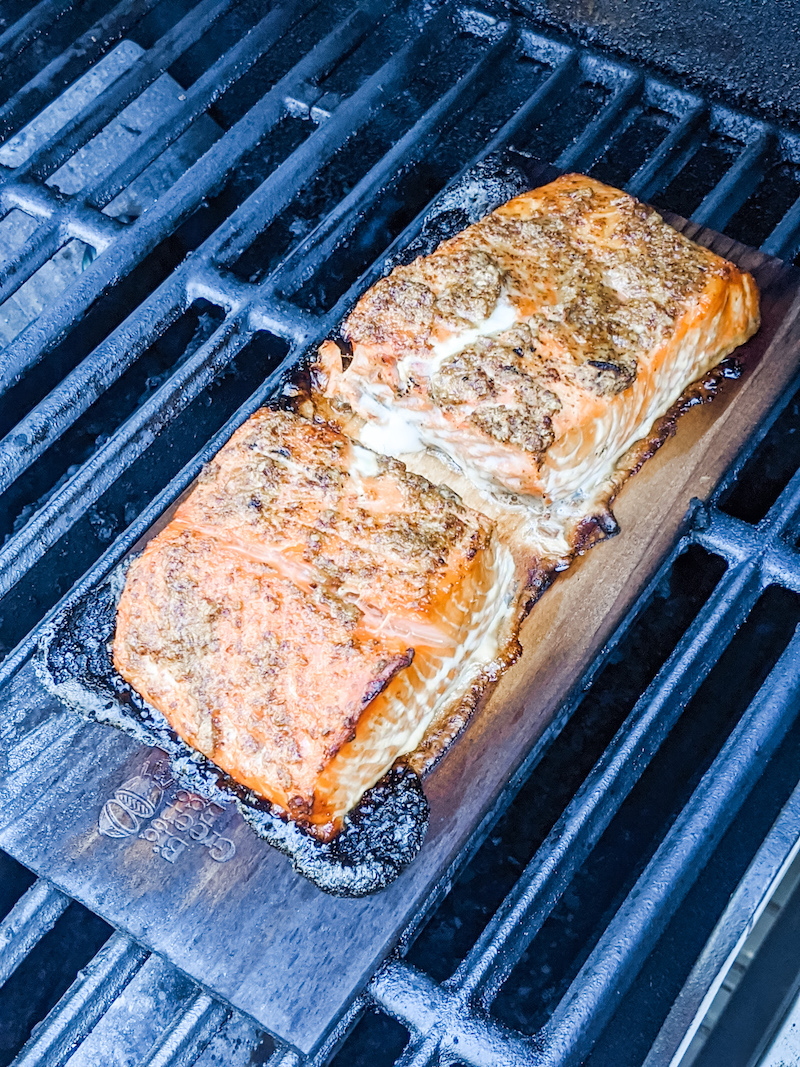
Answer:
top-left (3, 1), bottom-right (800, 1065)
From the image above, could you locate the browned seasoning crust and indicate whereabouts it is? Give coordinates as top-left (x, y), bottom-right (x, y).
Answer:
top-left (114, 524), bottom-right (413, 817)
top-left (113, 409), bottom-right (494, 838)
top-left (317, 174), bottom-right (760, 501)
top-left (176, 408), bottom-right (490, 618)
top-left (114, 175), bottom-right (763, 842)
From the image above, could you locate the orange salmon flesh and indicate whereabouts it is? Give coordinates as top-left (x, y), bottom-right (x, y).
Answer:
top-left (114, 175), bottom-right (760, 840)
top-left (113, 409), bottom-right (507, 839)
top-left (316, 174), bottom-right (759, 504)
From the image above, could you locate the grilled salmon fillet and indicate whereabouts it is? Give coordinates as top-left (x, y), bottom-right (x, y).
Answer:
top-left (114, 175), bottom-right (761, 844)
top-left (113, 409), bottom-right (511, 838)
top-left (316, 174), bottom-right (760, 520)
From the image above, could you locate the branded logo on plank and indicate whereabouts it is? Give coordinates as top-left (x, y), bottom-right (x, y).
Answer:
top-left (99, 774), bottom-right (163, 837)
top-left (98, 755), bottom-right (235, 864)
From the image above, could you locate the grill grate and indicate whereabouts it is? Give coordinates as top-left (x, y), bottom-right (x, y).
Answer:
top-left (3, 1), bottom-right (800, 1065)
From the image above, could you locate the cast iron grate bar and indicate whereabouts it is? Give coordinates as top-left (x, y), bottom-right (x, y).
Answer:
top-left (0, 880), bottom-right (69, 989)
top-left (691, 127), bottom-right (773, 231)
top-left (554, 66), bottom-right (642, 172)
top-left (4, 4), bottom-right (800, 1066)
top-left (83, 0), bottom-right (315, 213)
top-left (0, 0), bottom-right (390, 395)
top-left (762, 193), bottom-right (800, 260)
top-left (0, 178), bottom-right (124, 245)
top-left (0, 0), bottom-right (163, 140)
top-left (643, 777), bottom-right (800, 1066)
top-left (625, 99), bottom-right (707, 201)
top-left (0, 0), bottom-right (77, 64)
top-left (10, 931), bottom-right (149, 1067)
top-left (0, 0), bottom-right (236, 189)
top-left (138, 992), bottom-right (229, 1067)
top-left (0, 224), bottom-right (61, 307)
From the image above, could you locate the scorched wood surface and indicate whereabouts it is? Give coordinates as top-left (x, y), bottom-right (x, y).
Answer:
top-left (0, 156), bottom-right (799, 1055)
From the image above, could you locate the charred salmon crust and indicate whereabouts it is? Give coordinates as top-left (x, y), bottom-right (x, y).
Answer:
top-left (113, 409), bottom-right (513, 839)
top-left (315, 173), bottom-right (760, 512)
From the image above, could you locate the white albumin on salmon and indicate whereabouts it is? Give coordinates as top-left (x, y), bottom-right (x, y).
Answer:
top-left (315, 174), bottom-right (760, 560)
top-left (115, 174), bottom-right (761, 839)
top-left (113, 409), bottom-right (516, 840)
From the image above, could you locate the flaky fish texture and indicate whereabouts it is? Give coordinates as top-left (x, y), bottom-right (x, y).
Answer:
top-left (316, 174), bottom-right (760, 526)
top-left (115, 174), bottom-right (762, 843)
top-left (113, 409), bottom-right (512, 839)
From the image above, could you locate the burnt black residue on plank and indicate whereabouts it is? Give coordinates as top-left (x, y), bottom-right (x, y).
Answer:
top-left (38, 568), bottom-right (428, 900)
top-left (4, 149), bottom-right (796, 1056)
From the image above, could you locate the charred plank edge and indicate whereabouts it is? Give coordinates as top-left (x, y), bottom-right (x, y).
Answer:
top-left (34, 149), bottom-right (787, 896)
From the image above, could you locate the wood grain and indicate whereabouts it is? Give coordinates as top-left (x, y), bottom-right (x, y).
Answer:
top-left (1, 171), bottom-right (799, 1055)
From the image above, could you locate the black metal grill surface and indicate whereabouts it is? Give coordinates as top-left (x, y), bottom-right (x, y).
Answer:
top-left (3, 1), bottom-right (800, 1065)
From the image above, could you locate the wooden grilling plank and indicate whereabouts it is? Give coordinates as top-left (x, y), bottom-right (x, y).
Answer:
top-left (1, 157), bottom-right (799, 1055)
